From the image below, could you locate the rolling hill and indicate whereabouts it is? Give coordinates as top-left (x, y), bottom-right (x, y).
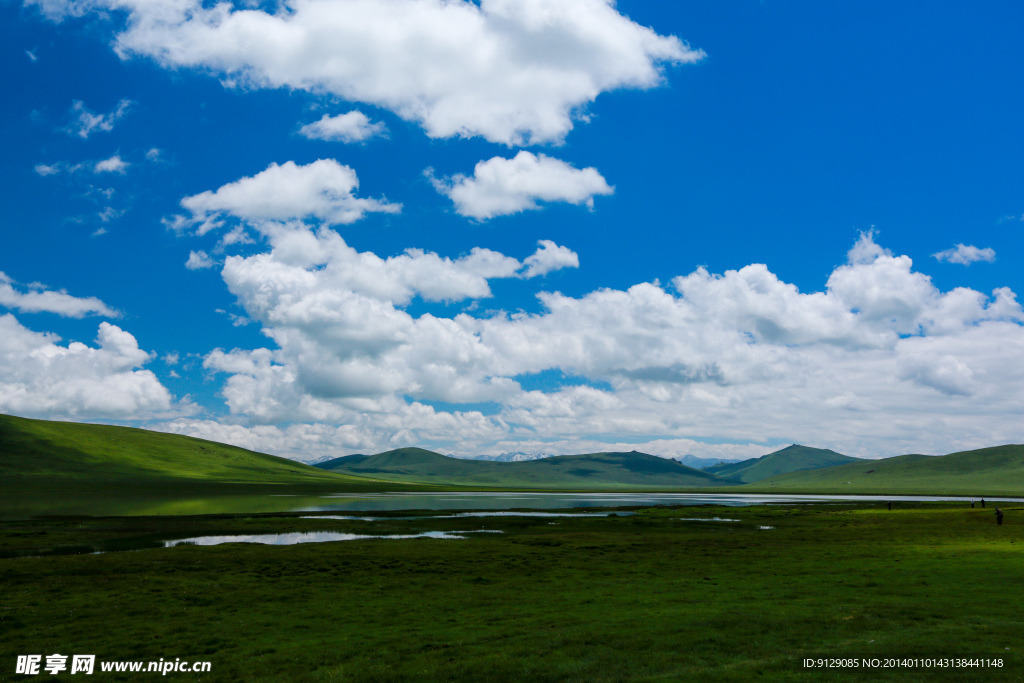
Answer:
top-left (6, 413), bottom-right (1023, 496)
top-left (703, 444), bottom-right (860, 483)
top-left (743, 445), bottom-right (1024, 495)
top-left (0, 413), bottom-right (381, 491)
top-left (316, 448), bottom-right (732, 489)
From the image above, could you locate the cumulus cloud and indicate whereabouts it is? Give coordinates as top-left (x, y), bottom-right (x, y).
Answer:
top-left (898, 352), bottom-right (976, 397)
top-left (299, 111), bottom-right (387, 143)
top-left (218, 226), bottom-right (573, 308)
top-left (186, 230), bottom-right (1024, 458)
top-left (0, 315), bottom-right (176, 419)
top-left (173, 159), bottom-right (400, 235)
top-left (65, 99), bottom-right (132, 139)
top-left (0, 272), bottom-right (118, 317)
top-left (94, 154), bottom-right (129, 173)
top-left (933, 243), bottom-right (996, 265)
top-left (430, 151), bottom-right (613, 220)
top-left (29, 0), bottom-right (701, 145)
top-left (185, 250), bottom-right (215, 270)
top-left (522, 240), bottom-right (580, 278)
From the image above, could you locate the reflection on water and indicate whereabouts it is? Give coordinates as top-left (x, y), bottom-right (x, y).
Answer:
top-left (301, 492), bottom-right (1024, 512)
top-left (299, 511), bottom-right (635, 520)
top-left (5, 490), bottom-right (1023, 519)
top-left (165, 530), bottom-right (502, 547)
top-left (677, 517), bottom-right (740, 522)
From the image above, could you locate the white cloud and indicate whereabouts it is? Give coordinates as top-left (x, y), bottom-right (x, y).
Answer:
top-left (31, 0), bottom-right (701, 145)
top-left (933, 243), bottom-right (996, 265)
top-left (35, 156), bottom-right (130, 176)
top-left (522, 240), bottom-right (579, 278)
top-left (175, 159), bottom-right (400, 235)
top-left (220, 226), bottom-right (567, 308)
top-left (145, 148), bottom-right (161, 161)
top-left (430, 151), bottom-right (613, 220)
top-left (187, 230), bottom-right (1024, 459)
top-left (97, 206), bottom-right (125, 223)
top-left (94, 154), bottom-right (129, 173)
top-left (898, 352), bottom-right (975, 397)
top-left (219, 226), bottom-right (255, 247)
top-left (185, 250), bottom-right (215, 270)
top-left (65, 99), bottom-right (132, 139)
top-left (0, 271), bottom-right (118, 317)
top-left (299, 111), bottom-right (387, 143)
top-left (0, 314), bottom-right (177, 419)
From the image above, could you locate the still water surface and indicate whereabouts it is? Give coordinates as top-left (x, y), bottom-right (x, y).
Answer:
top-left (5, 491), bottom-right (1022, 519)
top-left (298, 491), bottom-right (1024, 512)
top-left (165, 530), bottom-right (502, 547)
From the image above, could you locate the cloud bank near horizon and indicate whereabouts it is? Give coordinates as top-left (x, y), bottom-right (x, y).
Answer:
top-left (159, 227), bottom-right (1024, 461)
top-left (3, 227), bottom-right (1021, 460)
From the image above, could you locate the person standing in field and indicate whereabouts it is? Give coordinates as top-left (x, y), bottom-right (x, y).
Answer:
top-left (971, 500), bottom-right (975, 508)
top-left (981, 498), bottom-right (986, 508)
top-left (995, 509), bottom-right (1004, 526)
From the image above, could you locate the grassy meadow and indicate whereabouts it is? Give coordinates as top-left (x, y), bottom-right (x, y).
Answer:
top-left (2, 502), bottom-right (1022, 681)
top-left (0, 414), bottom-right (420, 494)
top-left (4, 414), bottom-right (1024, 680)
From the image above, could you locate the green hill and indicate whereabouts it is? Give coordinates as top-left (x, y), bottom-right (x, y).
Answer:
top-left (744, 445), bottom-right (1024, 496)
top-left (0, 414), bottom-right (379, 491)
top-left (703, 444), bottom-right (860, 483)
top-left (316, 448), bottom-right (732, 489)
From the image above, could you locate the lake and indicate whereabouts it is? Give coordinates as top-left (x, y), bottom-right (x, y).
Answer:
top-left (4, 490), bottom-right (1022, 519)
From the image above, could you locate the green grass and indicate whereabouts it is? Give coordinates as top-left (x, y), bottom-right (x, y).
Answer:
top-left (5, 413), bottom-right (1024, 500)
top-left (0, 413), bottom-right (402, 492)
top-left (742, 445), bottom-right (1024, 496)
top-left (1, 503), bottom-right (1022, 681)
top-left (705, 445), bottom-right (861, 483)
top-left (317, 447), bottom-right (731, 488)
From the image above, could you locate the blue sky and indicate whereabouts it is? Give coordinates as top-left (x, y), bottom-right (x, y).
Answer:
top-left (2, 0), bottom-right (1023, 460)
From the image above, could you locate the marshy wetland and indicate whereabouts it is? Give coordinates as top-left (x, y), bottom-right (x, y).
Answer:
top-left (2, 501), bottom-right (1021, 681)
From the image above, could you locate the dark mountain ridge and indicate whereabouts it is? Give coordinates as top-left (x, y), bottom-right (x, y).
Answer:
top-left (316, 448), bottom-right (733, 488)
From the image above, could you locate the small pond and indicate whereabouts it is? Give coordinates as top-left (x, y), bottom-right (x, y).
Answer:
top-left (165, 530), bottom-right (503, 547)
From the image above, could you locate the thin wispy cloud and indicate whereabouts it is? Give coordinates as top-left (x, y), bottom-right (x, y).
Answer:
top-left (65, 99), bottom-right (132, 139)
top-left (0, 271), bottom-right (118, 318)
top-left (933, 244), bottom-right (996, 265)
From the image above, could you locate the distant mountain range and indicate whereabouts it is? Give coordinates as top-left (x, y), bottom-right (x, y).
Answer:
top-left (314, 444), bottom-right (863, 489)
top-left (673, 454), bottom-right (738, 470)
top-left (300, 454), bottom-right (350, 465)
top-left (4, 413), bottom-right (1023, 495)
top-left (314, 448), bottom-right (726, 489)
top-left (454, 452), bottom-right (556, 463)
